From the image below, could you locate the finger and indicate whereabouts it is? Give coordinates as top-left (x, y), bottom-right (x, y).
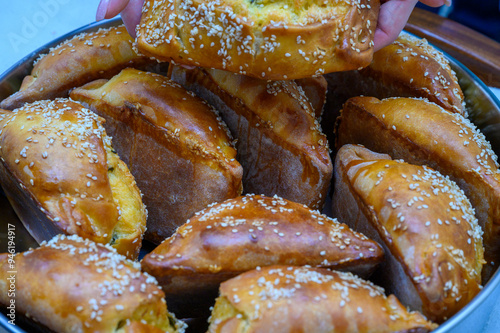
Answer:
top-left (121, 0), bottom-right (145, 38)
top-left (96, 0), bottom-right (130, 21)
top-left (373, 0), bottom-right (418, 52)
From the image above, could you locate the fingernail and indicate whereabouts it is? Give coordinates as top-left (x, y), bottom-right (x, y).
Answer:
top-left (96, 0), bottom-right (109, 21)
top-left (445, 0), bottom-right (452, 6)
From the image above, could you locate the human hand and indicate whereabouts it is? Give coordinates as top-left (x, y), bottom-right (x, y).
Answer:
top-left (96, 0), bottom-right (145, 38)
top-left (374, 0), bottom-right (451, 52)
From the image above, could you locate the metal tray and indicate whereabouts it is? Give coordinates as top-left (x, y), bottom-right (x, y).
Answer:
top-left (1, 17), bottom-right (500, 333)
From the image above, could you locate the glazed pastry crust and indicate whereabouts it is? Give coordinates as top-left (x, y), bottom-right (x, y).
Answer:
top-left (336, 96), bottom-right (500, 281)
top-left (142, 194), bottom-right (383, 298)
top-left (70, 68), bottom-right (243, 243)
top-left (0, 99), bottom-right (146, 259)
top-left (295, 76), bottom-right (328, 119)
top-left (0, 235), bottom-right (186, 333)
top-left (332, 144), bottom-right (484, 323)
top-left (324, 32), bottom-right (465, 116)
top-left (169, 66), bottom-right (332, 210)
top-left (136, 0), bottom-right (379, 80)
top-left (208, 266), bottom-right (437, 333)
top-left (363, 32), bottom-right (464, 114)
top-left (0, 25), bottom-right (153, 110)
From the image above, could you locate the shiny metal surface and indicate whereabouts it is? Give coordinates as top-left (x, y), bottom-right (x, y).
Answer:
top-left (1, 18), bottom-right (500, 333)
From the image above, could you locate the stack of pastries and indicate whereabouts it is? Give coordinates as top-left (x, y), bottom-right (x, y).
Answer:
top-left (0, 0), bottom-right (498, 332)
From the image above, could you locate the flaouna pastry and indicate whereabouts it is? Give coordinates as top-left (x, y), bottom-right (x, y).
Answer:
top-left (1, 25), bottom-right (154, 110)
top-left (141, 194), bottom-right (383, 314)
top-left (0, 235), bottom-right (186, 333)
top-left (135, 0), bottom-right (380, 80)
top-left (321, 32), bottom-right (465, 144)
top-left (0, 99), bottom-right (146, 259)
top-left (71, 68), bottom-right (243, 243)
top-left (333, 144), bottom-right (484, 323)
top-left (169, 66), bottom-right (332, 210)
top-left (207, 266), bottom-right (437, 333)
top-left (324, 31), bottom-right (465, 116)
top-left (336, 96), bottom-right (500, 281)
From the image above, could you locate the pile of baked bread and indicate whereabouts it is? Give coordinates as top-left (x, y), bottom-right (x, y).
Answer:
top-left (1, 0), bottom-right (499, 332)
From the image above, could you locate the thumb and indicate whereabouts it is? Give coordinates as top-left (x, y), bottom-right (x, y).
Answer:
top-left (373, 0), bottom-right (419, 52)
top-left (121, 0), bottom-right (145, 38)
top-left (96, 0), bottom-right (130, 21)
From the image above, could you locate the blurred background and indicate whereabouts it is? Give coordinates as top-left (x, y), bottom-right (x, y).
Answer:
top-left (417, 0), bottom-right (500, 42)
top-left (0, 0), bottom-right (101, 74)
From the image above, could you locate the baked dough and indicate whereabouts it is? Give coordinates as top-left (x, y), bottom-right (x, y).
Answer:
top-left (0, 25), bottom-right (155, 110)
top-left (135, 0), bottom-right (380, 80)
top-left (207, 265), bottom-right (437, 333)
top-left (70, 68), bottom-right (243, 243)
top-left (0, 234), bottom-right (186, 333)
top-left (168, 66), bottom-right (332, 210)
top-left (141, 194), bottom-right (383, 314)
top-left (295, 76), bottom-right (328, 119)
top-left (118, 321), bottom-right (171, 333)
top-left (321, 32), bottom-right (465, 145)
top-left (336, 96), bottom-right (500, 281)
top-left (324, 32), bottom-right (465, 115)
top-left (332, 144), bottom-right (484, 323)
top-left (0, 99), bottom-right (146, 259)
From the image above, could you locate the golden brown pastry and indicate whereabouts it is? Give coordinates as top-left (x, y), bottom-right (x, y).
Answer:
top-left (321, 32), bottom-right (465, 145)
top-left (142, 194), bottom-right (383, 314)
top-left (295, 76), bottom-right (328, 119)
top-left (332, 144), bottom-right (484, 323)
top-left (70, 68), bottom-right (243, 243)
top-left (135, 0), bottom-right (379, 80)
top-left (1, 25), bottom-right (155, 110)
top-left (336, 96), bottom-right (500, 281)
top-left (208, 265), bottom-right (437, 333)
top-left (324, 31), bottom-right (465, 115)
top-left (0, 234), bottom-right (186, 333)
top-left (0, 99), bottom-right (146, 259)
top-left (168, 66), bottom-right (332, 210)
top-left (118, 321), bottom-right (171, 333)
